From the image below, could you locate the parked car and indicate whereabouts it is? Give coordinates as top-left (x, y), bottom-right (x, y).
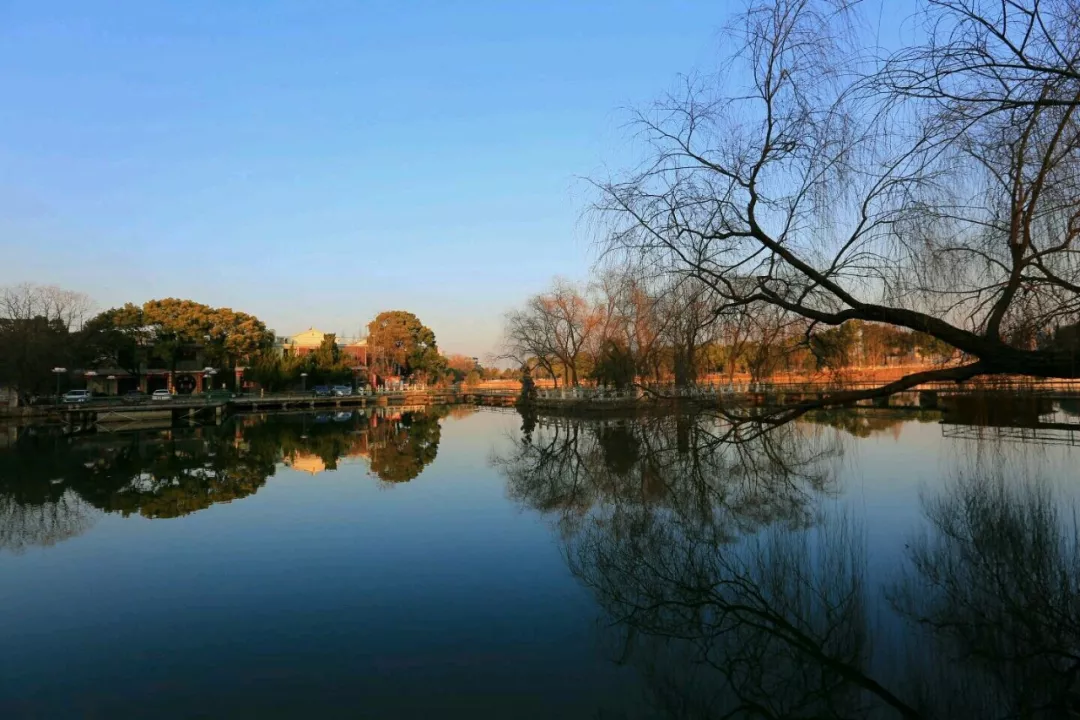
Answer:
top-left (62, 390), bottom-right (92, 404)
top-left (125, 390), bottom-right (148, 402)
top-left (331, 385), bottom-right (352, 397)
top-left (151, 389), bottom-right (173, 401)
top-left (313, 385), bottom-right (331, 397)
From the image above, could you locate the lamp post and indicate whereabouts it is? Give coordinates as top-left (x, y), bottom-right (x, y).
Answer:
top-left (203, 367), bottom-right (217, 393)
top-left (300, 372), bottom-right (308, 393)
top-left (52, 367), bottom-right (66, 403)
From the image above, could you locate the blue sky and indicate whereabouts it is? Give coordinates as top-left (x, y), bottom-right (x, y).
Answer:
top-left (0, 0), bottom-right (908, 356)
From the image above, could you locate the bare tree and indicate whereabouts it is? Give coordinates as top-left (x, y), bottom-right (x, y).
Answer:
top-left (0, 284), bottom-right (93, 331)
top-left (658, 276), bottom-right (723, 387)
top-left (589, 269), bottom-right (673, 385)
top-left (501, 305), bottom-right (563, 387)
top-left (500, 279), bottom-right (600, 387)
top-left (716, 306), bottom-right (757, 384)
top-left (596, 0), bottom-right (1080, 409)
top-left (545, 279), bottom-right (601, 386)
top-left (0, 284), bottom-right (94, 404)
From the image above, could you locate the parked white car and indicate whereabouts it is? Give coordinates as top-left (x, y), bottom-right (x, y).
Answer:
top-left (331, 385), bottom-right (353, 397)
top-left (62, 390), bottom-right (92, 404)
top-left (151, 389), bottom-right (173, 401)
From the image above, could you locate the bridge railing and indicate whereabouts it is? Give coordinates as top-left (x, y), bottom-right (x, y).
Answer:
top-left (524, 378), bottom-right (1080, 401)
top-left (47, 376), bottom-right (1080, 409)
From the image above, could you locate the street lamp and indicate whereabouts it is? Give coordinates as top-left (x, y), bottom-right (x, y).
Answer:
top-left (300, 372), bottom-right (308, 392)
top-left (203, 367), bottom-right (217, 393)
top-left (52, 367), bottom-right (66, 402)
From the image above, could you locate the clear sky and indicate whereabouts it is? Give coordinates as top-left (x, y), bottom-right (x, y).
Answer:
top-left (0, 0), bottom-right (909, 356)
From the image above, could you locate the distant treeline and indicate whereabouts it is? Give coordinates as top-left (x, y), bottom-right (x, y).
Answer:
top-left (502, 274), bottom-right (958, 389)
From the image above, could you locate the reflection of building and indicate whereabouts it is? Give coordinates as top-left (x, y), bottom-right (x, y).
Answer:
top-left (940, 397), bottom-right (1080, 446)
top-left (282, 431), bottom-right (371, 476)
top-left (284, 454), bottom-right (328, 474)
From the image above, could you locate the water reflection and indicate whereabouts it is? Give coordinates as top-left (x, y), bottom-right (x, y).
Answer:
top-left (0, 490), bottom-right (98, 555)
top-left (495, 413), bottom-right (842, 536)
top-left (494, 408), bottom-right (1080, 719)
top-left (0, 407), bottom-right (449, 551)
top-left (4, 400), bottom-right (1079, 717)
top-left (804, 408), bottom-right (941, 439)
top-left (891, 473), bottom-right (1080, 718)
top-left (366, 409), bottom-right (442, 483)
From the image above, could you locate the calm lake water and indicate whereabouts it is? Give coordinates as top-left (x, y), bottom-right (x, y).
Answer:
top-left (2, 403), bottom-right (1079, 718)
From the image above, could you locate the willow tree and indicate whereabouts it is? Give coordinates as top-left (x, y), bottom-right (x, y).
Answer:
top-left (597, 0), bottom-right (1080, 404)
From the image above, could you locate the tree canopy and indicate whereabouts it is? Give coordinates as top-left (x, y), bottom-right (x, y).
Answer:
top-left (141, 298), bottom-right (273, 367)
top-left (366, 310), bottom-right (443, 381)
top-left (81, 298), bottom-right (274, 374)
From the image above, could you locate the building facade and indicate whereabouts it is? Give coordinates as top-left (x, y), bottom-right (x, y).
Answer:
top-left (280, 327), bottom-right (369, 366)
top-left (84, 343), bottom-right (241, 395)
top-left (82, 327), bottom-right (370, 396)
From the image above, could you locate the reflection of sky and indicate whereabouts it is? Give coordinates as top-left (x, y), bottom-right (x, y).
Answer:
top-left (2, 409), bottom-right (1080, 717)
top-left (823, 418), bottom-right (1080, 577)
top-left (0, 410), bottom-right (632, 718)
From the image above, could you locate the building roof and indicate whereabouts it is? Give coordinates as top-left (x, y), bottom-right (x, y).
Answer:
top-left (285, 328), bottom-right (367, 350)
top-left (290, 328), bottom-right (326, 346)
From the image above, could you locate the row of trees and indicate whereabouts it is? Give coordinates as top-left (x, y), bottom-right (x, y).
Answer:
top-left (1, 284), bottom-right (513, 402)
top-left (233, 310), bottom-right (457, 392)
top-left (0, 285), bottom-right (282, 403)
top-left (81, 298), bottom-right (275, 385)
top-left (244, 311), bottom-right (506, 391)
top-left (0, 286), bottom-right (483, 402)
top-left (501, 273), bottom-right (955, 389)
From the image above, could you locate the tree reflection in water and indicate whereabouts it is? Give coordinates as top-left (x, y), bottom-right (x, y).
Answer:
top-left (495, 408), bottom-right (1080, 719)
top-left (494, 412), bottom-right (842, 538)
top-left (0, 490), bottom-right (98, 555)
top-left (0, 430), bottom-right (104, 552)
top-left (367, 410), bottom-right (443, 483)
top-left (891, 472), bottom-right (1080, 718)
top-left (0, 407), bottom-right (446, 550)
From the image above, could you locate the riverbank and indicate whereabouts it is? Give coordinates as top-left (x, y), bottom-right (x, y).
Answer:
top-left (0, 388), bottom-right (521, 429)
top-left (6, 378), bottom-right (1080, 430)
